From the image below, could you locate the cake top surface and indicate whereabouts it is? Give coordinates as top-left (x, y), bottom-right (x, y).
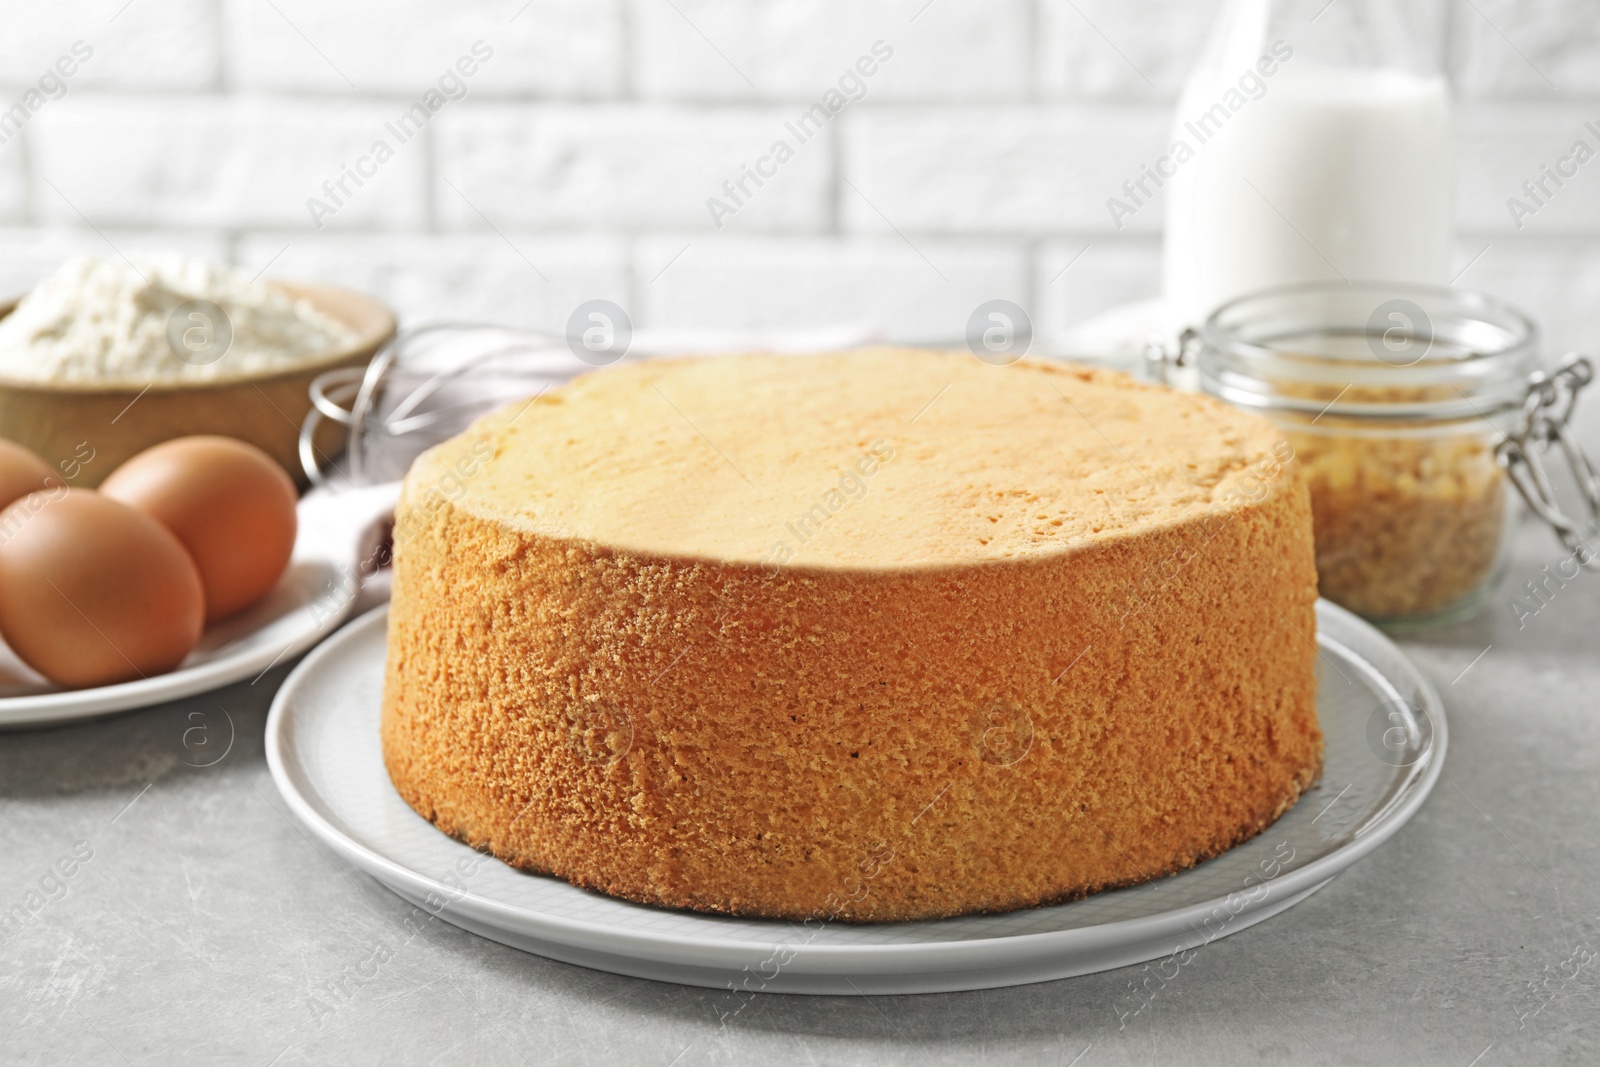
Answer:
top-left (408, 348), bottom-right (1290, 569)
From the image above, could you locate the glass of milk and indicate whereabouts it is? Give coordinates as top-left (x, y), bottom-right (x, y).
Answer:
top-left (1161, 0), bottom-right (1454, 329)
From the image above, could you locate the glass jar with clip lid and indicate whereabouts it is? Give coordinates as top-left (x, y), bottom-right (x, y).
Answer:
top-left (1152, 281), bottom-right (1598, 630)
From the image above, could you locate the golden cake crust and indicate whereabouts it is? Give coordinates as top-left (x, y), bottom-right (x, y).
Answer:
top-left (382, 349), bottom-right (1322, 922)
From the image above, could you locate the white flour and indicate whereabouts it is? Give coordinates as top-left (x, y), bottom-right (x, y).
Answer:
top-left (0, 255), bottom-right (358, 384)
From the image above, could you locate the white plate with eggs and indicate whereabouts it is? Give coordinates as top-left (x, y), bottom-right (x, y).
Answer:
top-left (0, 479), bottom-right (393, 729)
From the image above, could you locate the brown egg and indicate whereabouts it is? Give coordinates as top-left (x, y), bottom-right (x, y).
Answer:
top-left (0, 438), bottom-right (55, 511)
top-left (101, 436), bottom-right (299, 623)
top-left (0, 489), bottom-right (205, 688)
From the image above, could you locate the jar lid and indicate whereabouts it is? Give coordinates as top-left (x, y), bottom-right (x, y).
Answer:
top-left (1196, 281), bottom-right (1540, 423)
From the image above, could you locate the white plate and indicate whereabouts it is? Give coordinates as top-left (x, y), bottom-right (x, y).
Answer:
top-left (266, 600), bottom-right (1445, 995)
top-left (0, 485), bottom-right (397, 728)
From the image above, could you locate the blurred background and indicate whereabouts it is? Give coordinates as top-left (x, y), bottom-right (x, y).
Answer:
top-left (0, 0), bottom-right (1595, 352)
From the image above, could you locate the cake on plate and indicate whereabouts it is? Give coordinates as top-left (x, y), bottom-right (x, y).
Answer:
top-left (382, 348), bottom-right (1322, 922)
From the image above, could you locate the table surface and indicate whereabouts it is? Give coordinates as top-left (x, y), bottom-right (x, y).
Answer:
top-left (3, 515), bottom-right (1597, 1067)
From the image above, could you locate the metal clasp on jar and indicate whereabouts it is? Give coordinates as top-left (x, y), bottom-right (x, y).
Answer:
top-left (1496, 354), bottom-right (1600, 561)
top-left (1144, 328), bottom-right (1200, 385)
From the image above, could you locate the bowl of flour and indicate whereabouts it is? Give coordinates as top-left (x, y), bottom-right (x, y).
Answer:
top-left (0, 255), bottom-right (395, 487)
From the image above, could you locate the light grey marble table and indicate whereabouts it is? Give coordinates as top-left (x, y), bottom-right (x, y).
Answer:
top-left (2, 513), bottom-right (1597, 1067)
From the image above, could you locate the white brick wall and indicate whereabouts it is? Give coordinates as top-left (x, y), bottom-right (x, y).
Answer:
top-left (843, 106), bottom-right (1170, 234)
top-left (1035, 237), bottom-right (1160, 338)
top-left (633, 0), bottom-right (1030, 101)
top-left (0, 0), bottom-right (1597, 356)
top-left (1036, 0), bottom-right (1224, 100)
top-left (221, 0), bottom-right (621, 97)
top-left (1454, 235), bottom-right (1600, 356)
top-left (1452, 0), bottom-right (1600, 99)
top-left (0, 150), bottom-right (26, 224)
top-left (434, 105), bottom-right (832, 231)
top-left (1457, 103), bottom-right (1600, 233)
top-left (637, 235), bottom-right (1027, 338)
top-left (0, 1), bottom-right (218, 90)
top-left (31, 97), bottom-right (428, 229)
top-left (233, 233), bottom-right (630, 329)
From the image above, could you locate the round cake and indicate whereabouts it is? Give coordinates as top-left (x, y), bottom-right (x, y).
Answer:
top-left (382, 348), bottom-right (1322, 922)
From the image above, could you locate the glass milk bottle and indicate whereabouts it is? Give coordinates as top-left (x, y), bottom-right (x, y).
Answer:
top-left (1162, 0), bottom-right (1454, 329)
